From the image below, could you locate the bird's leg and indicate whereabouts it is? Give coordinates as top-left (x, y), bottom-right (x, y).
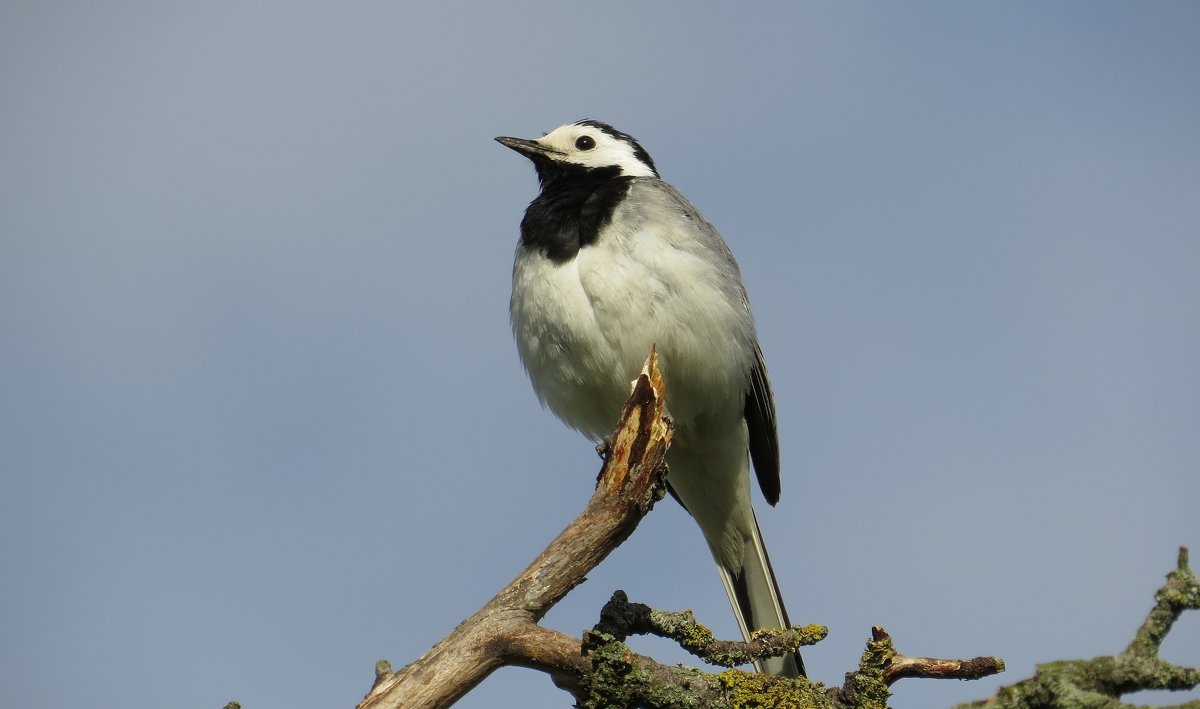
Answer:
top-left (593, 437), bottom-right (615, 485)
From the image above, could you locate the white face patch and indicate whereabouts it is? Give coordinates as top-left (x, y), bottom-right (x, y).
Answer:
top-left (533, 123), bottom-right (658, 178)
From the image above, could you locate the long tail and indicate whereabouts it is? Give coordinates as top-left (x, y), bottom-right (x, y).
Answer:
top-left (665, 422), bottom-right (802, 677)
top-left (714, 509), bottom-right (805, 678)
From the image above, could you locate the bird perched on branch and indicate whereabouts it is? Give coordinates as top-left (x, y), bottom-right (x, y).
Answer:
top-left (496, 120), bottom-right (802, 677)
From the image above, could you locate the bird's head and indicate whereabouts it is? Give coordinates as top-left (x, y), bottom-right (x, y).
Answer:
top-left (496, 120), bottom-right (659, 186)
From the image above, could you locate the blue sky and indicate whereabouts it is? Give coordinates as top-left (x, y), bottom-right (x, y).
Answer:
top-left (2, 3), bottom-right (1197, 708)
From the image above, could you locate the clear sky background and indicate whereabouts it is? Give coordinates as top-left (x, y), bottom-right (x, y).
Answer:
top-left (2, 3), bottom-right (1197, 708)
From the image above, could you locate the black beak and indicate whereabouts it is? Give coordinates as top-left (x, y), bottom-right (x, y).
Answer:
top-left (495, 136), bottom-right (561, 159)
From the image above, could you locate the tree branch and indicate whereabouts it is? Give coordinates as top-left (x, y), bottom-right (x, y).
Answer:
top-left (954, 546), bottom-right (1199, 709)
top-left (359, 348), bottom-right (673, 709)
top-left (356, 345), bottom-right (1007, 708)
top-left (590, 589), bottom-right (828, 669)
top-left (580, 606), bottom-right (1002, 709)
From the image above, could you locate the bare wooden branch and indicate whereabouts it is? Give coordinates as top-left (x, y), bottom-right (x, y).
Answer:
top-left (885, 653), bottom-right (1005, 684)
top-left (359, 349), bottom-right (673, 709)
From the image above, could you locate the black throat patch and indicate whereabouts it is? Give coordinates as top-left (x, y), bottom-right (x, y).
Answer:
top-left (519, 163), bottom-right (634, 262)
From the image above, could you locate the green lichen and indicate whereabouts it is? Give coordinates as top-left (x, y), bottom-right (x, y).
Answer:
top-left (374, 659), bottom-right (392, 678)
top-left (717, 669), bottom-right (827, 708)
top-left (581, 630), bottom-right (710, 709)
top-left (794, 624), bottom-right (831, 647)
top-left (648, 608), bottom-right (716, 655)
top-left (837, 631), bottom-right (892, 709)
top-left (954, 549), bottom-right (1199, 709)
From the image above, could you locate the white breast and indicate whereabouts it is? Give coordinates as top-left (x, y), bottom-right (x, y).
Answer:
top-left (510, 179), bottom-right (758, 440)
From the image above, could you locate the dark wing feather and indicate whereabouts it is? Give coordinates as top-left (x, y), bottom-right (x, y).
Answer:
top-left (745, 344), bottom-right (781, 505)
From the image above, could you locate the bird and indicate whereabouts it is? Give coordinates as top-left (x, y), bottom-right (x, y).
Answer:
top-left (496, 120), bottom-right (802, 678)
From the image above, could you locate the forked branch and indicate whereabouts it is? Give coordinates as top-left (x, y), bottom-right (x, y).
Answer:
top-left (954, 546), bottom-right (1199, 709)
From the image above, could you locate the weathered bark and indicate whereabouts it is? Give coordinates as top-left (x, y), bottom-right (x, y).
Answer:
top-left (359, 349), bottom-right (673, 709)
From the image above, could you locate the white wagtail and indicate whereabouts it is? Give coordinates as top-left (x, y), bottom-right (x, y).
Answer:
top-left (496, 120), bottom-right (802, 678)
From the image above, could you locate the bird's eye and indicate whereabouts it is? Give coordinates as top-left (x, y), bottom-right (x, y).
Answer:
top-left (575, 135), bottom-right (596, 151)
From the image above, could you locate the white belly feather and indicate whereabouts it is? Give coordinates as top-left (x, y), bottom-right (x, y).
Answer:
top-left (510, 181), bottom-right (757, 443)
